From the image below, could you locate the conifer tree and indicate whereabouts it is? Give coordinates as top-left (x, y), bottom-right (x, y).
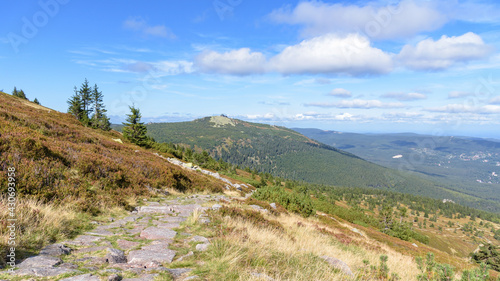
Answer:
top-left (79, 79), bottom-right (92, 125)
top-left (90, 84), bottom-right (110, 130)
top-left (33, 98), bottom-right (40, 105)
top-left (12, 87), bottom-right (27, 99)
top-left (122, 105), bottom-right (148, 147)
top-left (67, 86), bottom-right (84, 121)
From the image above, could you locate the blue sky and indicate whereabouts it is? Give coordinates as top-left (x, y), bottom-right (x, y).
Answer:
top-left (2, 0), bottom-right (500, 138)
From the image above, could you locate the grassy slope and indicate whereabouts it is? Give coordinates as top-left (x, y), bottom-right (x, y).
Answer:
top-left (126, 117), bottom-right (500, 213)
top-left (0, 92), bottom-right (224, 262)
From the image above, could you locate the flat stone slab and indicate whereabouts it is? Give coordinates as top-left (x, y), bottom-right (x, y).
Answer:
top-left (117, 239), bottom-right (141, 250)
top-left (157, 222), bottom-right (181, 229)
top-left (39, 243), bottom-right (72, 256)
top-left (85, 226), bottom-right (114, 236)
top-left (123, 274), bottom-right (159, 281)
top-left (167, 268), bottom-right (193, 277)
top-left (159, 216), bottom-right (186, 223)
top-left (12, 267), bottom-right (77, 277)
top-left (60, 273), bottom-right (100, 281)
top-left (140, 227), bottom-right (176, 240)
top-left (74, 246), bottom-right (107, 254)
top-left (127, 245), bottom-right (176, 266)
top-left (320, 255), bottom-right (353, 276)
top-left (138, 206), bottom-right (174, 214)
top-left (17, 255), bottom-right (62, 268)
top-left (66, 235), bottom-right (103, 246)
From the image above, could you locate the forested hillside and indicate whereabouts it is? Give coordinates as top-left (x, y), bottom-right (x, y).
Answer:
top-left (112, 116), bottom-right (500, 213)
top-left (295, 128), bottom-right (500, 212)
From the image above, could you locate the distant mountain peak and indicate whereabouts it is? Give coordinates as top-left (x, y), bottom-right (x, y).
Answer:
top-left (209, 115), bottom-right (236, 127)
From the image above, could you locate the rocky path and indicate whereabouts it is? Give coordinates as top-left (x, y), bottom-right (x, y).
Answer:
top-left (6, 195), bottom-right (228, 281)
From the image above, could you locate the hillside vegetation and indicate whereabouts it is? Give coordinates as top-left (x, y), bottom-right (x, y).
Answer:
top-left (295, 128), bottom-right (500, 213)
top-left (0, 92), bottom-right (223, 262)
top-left (118, 116), bottom-right (500, 213)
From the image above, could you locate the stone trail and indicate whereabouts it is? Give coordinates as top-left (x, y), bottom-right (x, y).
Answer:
top-left (5, 195), bottom-right (227, 281)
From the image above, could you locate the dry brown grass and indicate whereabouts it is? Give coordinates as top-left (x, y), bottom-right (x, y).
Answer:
top-left (0, 196), bottom-right (87, 265)
top-left (202, 202), bottom-right (421, 280)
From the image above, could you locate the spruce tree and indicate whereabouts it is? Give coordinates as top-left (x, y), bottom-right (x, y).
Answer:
top-left (12, 87), bottom-right (27, 99)
top-left (122, 105), bottom-right (148, 147)
top-left (67, 86), bottom-right (84, 121)
top-left (90, 84), bottom-right (110, 130)
top-left (78, 79), bottom-right (92, 125)
top-left (33, 98), bottom-right (40, 105)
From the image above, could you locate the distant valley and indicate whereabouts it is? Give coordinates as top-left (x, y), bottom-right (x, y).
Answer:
top-left (295, 128), bottom-right (500, 209)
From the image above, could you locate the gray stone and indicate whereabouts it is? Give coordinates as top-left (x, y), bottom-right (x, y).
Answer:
top-left (190, 236), bottom-right (209, 243)
top-left (140, 227), bottom-right (176, 240)
top-left (39, 243), bottom-right (72, 256)
top-left (183, 276), bottom-right (200, 280)
top-left (60, 273), bottom-right (100, 281)
top-left (17, 255), bottom-right (62, 268)
top-left (157, 222), bottom-right (181, 229)
top-left (195, 243), bottom-right (210, 252)
top-left (66, 235), bottom-right (103, 246)
top-left (106, 248), bottom-right (127, 264)
top-left (12, 267), bottom-right (76, 277)
top-left (211, 204), bottom-right (222, 210)
top-left (320, 256), bottom-right (353, 276)
top-left (177, 251), bottom-right (194, 262)
top-left (250, 205), bottom-right (268, 213)
top-left (250, 272), bottom-right (275, 280)
top-left (269, 203), bottom-right (277, 209)
top-left (167, 268), bottom-right (192, 277)
top-left (138, 205), bottom-right (174, 214)
top-left (122, 274), bottom-right (159, 281)
top-left (127, 247), bottom-right (176, 266)
top-left (108, 274), bottom-right (122, 281)
top-left (412, 243), bottom-right (418, 247)
top-left (117, 239), bottom-right (141, 250)
top-left (86, 226), bottom-right (114, 236)
top-left (74, 246), bottom-right (107, 254)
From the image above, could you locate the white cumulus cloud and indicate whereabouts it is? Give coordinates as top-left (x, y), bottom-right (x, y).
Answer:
top-left (195, 48), bottom-right (267, 75)
top-left (269, 34), bottom-right (393, 75)
top-left (397, 32), bottom-right (493, 70)
top-left (268, 0), bottom-right (446, 40)
top-left (328, 88), bottom-right (352, 97)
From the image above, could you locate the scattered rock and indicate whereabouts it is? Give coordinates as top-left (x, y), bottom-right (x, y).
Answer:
top-left (320, 256), bottom-right (353, 276)
top-left (412, 243), bottom-right (418, 247)
top-left (177, 251), bottom-right (194, 262)
top-left (128, 245), bottom-right (176, 266)
top-left (183, 276), bottom-right (200, 280)
top-left (106, 248), bottom-right (127, 264)
top-left (190, 236), bottom-right (209, 243)
top-left (351, 228), bottom-right (363, 236)
top-left (211, 204), bottom-right (222, 210)
top-left (269, 203), bottom-right (277, 209)
top-left (39, 243), bottom-right (72, 256)
top-left (196, 243), bottom-right (210, 252)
